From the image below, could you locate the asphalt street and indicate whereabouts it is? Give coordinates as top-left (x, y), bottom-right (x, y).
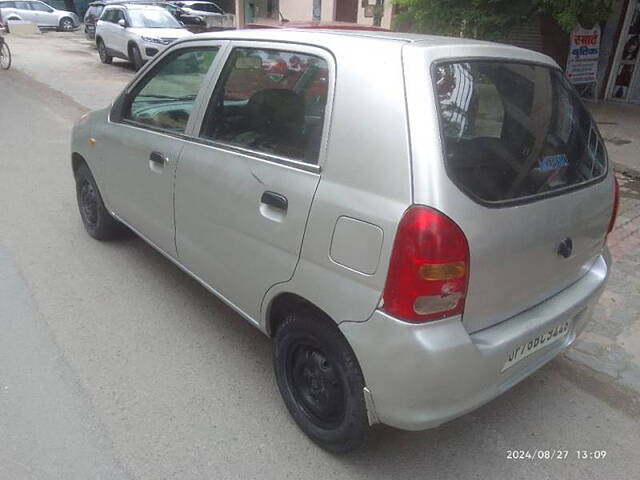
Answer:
top-left (1, 34), bottom-right (639, 480)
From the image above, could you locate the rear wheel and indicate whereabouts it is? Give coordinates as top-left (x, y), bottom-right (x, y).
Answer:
top-left (273, 310), bottom-right (369, 453)
top-left (0, 41), bottom-right (10, 70)
top-left (97, 39), bottom-right (112, 64)
top-left (58, 17), bottom-right (74, 32)
top-left (75, 163), bottom-right (126, 240)
top-left (129, 44), bottom-right (144, 71)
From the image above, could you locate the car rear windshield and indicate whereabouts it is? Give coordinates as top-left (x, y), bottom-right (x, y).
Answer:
top-left (433, 60), bottom-right (607, 204)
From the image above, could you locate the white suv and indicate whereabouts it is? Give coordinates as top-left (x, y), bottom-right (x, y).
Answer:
top-left (95, 3), bottom-right (192, 70)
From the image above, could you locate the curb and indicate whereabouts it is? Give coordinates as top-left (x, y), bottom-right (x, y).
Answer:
top-left (614, 162), bottom-right (640, 180)
top-left (557, 355), bottom-right (640, 420)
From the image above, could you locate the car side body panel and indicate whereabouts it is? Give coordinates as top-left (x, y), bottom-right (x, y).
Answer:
top-left (261, 36), bottom-right (412, 328)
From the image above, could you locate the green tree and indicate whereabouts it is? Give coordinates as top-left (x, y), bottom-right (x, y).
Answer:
top-left (540, 0), bottom-right (613, 30)
top-left (393, 0), bottom-right (540, 39)
top-left (394, 0), bottom-right (614, 38)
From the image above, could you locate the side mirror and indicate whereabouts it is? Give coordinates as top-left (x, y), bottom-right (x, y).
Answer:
top-left (117, 18), bottom-right (126, 27)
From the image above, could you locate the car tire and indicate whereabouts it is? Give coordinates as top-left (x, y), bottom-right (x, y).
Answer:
top-left (97, 39), bottom-right (112, 64)
top-left (273, 309), bottom-right (369, 454)
top-left (58, 17), bottom-right (74, 32)
top-left (129, 44), bottom-right (144, 71)
top-left (75, 163), bottom-right (126, 241)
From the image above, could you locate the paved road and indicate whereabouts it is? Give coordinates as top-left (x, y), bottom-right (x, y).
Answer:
top-left (1, 35), bottom-right (639, 480)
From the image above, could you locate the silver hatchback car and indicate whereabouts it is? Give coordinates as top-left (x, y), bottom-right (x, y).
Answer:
top-left (71, 29), bottom-right (618, 452)
top-left (0, 0), bottom-right (80, 31)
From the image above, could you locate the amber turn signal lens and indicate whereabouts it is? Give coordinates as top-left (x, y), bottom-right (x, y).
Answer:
top-left (419, 262), bottom-right (466, 281)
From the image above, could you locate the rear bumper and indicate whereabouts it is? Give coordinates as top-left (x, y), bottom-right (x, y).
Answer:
top-left (340, 250), bottom-right (610, 431)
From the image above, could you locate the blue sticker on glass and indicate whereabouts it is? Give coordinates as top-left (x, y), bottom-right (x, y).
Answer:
top-left (538, 154), bottom-right (569, 172)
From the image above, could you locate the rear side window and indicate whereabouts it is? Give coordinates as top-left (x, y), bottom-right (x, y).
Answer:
top-left (434, 61), bottom-right (607, 204)
top-left (200, 47), bottom-right (329, 164)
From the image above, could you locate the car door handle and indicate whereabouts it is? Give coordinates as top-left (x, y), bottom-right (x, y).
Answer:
top-left (261, 191), bottom-right (288, 211)
top-left (149, 151), bottom-right (168, 165)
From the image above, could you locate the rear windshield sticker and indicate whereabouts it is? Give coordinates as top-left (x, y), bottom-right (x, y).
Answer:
top-left (538, 154), bottom-right (569, 171)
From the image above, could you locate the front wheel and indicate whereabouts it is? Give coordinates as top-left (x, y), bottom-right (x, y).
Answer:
top-left (0, 41), bottom-right (10, 70)
top-left (129, 44), bottom-right (144, 71)
top-left (97, 39), bottom-right (112, 64)
top-left (273, 311), bottom-right (369, 453)
top-left (75, 163), bottom-right (126, 240)
top-left (58, 17), bottom-right (74, 32)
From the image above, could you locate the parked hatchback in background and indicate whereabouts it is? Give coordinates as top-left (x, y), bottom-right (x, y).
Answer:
top-left (0, 0), bottom-right (79, 31)
top-left (83, 0), bottom-right (105, 38)
top-left (71, 29), bottom-right (618, 453)
top-left (96, 3), bottom-right (192, 70)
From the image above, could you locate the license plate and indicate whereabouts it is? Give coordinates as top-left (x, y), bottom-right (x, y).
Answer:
top-left (501, 321), bottom-right (570, 372)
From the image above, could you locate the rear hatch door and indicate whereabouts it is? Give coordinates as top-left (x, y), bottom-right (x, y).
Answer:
top-left (406, 52), bottom-right (614, 333)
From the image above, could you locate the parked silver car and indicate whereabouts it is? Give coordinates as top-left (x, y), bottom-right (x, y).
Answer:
top-left (172, 0), bottom-right (233, 29)
top-left (0, 0), bottom-right (79, 31)
top-left (70, 29), bottom-right (618, 453)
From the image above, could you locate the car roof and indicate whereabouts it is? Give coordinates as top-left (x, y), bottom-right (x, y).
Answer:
top-left (245, 21), bottom-right (389, 32)
top-left (103, 2), bottom-right (167, 9)
top-left (187, 29), bottom-right (557, 67)
top-left (90, 0), bottom-right (168, 6)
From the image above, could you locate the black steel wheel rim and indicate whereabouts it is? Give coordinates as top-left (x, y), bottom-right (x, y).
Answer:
top-left (79, 179), bottom-right (98, 227)
top-left (286, 341), bottom-right (346, 428)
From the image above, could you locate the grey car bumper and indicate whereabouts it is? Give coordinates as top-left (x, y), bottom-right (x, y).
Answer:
top-left (340, 249), bottom-right (611, 431)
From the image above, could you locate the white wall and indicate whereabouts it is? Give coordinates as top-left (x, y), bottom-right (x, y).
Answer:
top-left (240, 0), bottom-right (395, 27)
top-left (280, 0), bottom-right (314, 22)
top-left (321, 0), bottom-right (335, 21)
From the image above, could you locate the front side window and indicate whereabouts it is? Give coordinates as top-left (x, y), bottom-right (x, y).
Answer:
top-left (98, 8), bottom-right (111, 21)
top-left (124, 47), bottom-right (219, 133)
top-left (112, 9), bottom-right (125, 23)
top-left (101, 8), bottom-right (120, 22)
top-left (200, 47), bottom-right (330, 164)
top-left (434, 61), bottom-right (606, 204)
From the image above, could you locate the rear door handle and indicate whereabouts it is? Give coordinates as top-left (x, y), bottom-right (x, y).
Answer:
top-left (149, 151), bottom-right (168, 165)
top-left (261, 191), bottom-right (288, 211)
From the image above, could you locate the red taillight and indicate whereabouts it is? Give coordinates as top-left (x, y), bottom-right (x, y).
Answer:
top-left (382, 206), bottom-right (470, 323)
top-left (607, 177), bottom-right (620, 235)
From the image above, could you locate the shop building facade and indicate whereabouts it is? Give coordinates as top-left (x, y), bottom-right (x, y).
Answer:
top-left (234, 0), bottom-right (393, 29)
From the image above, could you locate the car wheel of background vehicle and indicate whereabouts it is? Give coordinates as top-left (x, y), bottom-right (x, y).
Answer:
top-left (75, 163), bottom-right (126, 240)
top-left (0, 42), bottom-right (11, 70)
top-left (97, 39), bottom-right (112, 64)
top-left (273, 310), bottom-right (369, 454)
top-left (129, 44), bottom-right (143, 71)
top-left (59, 17), bottom-right (74, 32)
